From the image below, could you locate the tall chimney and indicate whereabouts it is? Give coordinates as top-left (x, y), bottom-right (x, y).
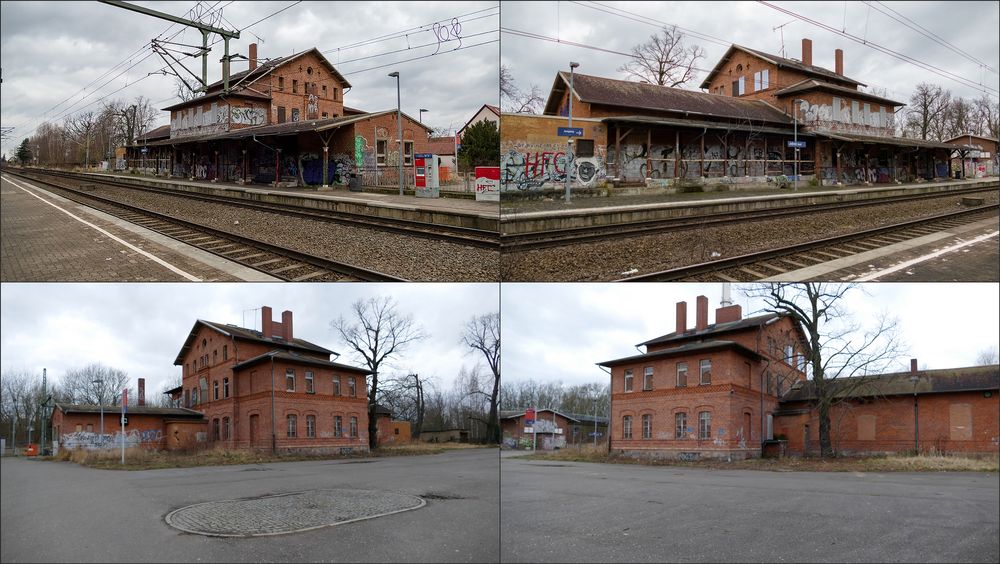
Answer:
top-left (834, 48), bottom-right (844, 75)
top-left (696, 295), bottom-right (709, 331)
top-left (261, 305), bottom-right (273, 337)
top-left (801, 38), bottom-right (813, 66)
top-left (910, 358), bottom-right (918, 373)
top-left (138, 378), bottom-right (146, 407)
top-left (716, 304), bottom-right (743, 324)
top-left (281, 310), bottom-right (293, 340)
top-left (676, 301), bottom-right (688, 334)
top-left (249, 43), bottom-right (258, 71)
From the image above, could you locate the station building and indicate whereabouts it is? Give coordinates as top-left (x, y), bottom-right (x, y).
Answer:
top-left (500, 409), bottom-right (609, 449)
top-left (945, 133), bottom-right (999, 178)
top-left (172, 305), bottom-right (372, 454)
top-left (125, 44), bottom-right (433, 188)
top-left (502, 37), bottom-right (959, 193)
top-left (600, 295), bottom-right (1000, 460)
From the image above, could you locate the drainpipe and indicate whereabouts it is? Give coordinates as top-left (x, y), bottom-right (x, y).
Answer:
top-left (270, 352), bottom-right (276, 454)
top-left (597, 364), bottom-right (612, 454)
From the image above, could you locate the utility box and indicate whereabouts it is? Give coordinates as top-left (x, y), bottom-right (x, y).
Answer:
top-left (414, 154), bottom-right (439, 198)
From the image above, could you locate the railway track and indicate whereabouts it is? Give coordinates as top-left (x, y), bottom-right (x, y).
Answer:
top-left (501, 184), bottom-right (999, 251)
top-left (619, 205), bottom-right (999, 282)
top-left (7, 170), bottom-right (407, 282)
top-left (14, 168), bottom-right (499, 249)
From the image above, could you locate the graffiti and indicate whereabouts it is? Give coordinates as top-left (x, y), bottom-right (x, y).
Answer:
top-left (60, 429), bottom-right (163, 451)
top-left (307, 94), bottom-right (318, 119)
top-left (330, 152), bottom-right (356, 184)
top-left (678, 452), bottom-right (700, 461)
top-left (736, 426), bottom-right (747, 449)
top-left (282, 156), bottom-right (298, 178)
top-left (231, 106), bottom-right (266, 126)
top-left (432, 17), bottom-right (462, 54)
top-left (354, 136), bottom-right (366, 168)
top-left (375, 127), bottom-right (389, 138)
top-left (796, 98), bottom-right (895, 136)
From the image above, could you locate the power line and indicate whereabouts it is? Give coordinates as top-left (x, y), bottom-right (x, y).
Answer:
top-left (339, 37), bottom-right (498, 76)
top-left (323, 5), bottom-right (498, 54)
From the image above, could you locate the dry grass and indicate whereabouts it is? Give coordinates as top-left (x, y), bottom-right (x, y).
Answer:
top-left (516, 447), bottom-right (999, 472)
top-left (51, 441), bottom-right (495, 470)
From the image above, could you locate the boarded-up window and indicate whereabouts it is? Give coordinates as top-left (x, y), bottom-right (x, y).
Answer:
top-left (277, 107), bottom-right (286, 124)
top-left (576, 139), bottom-right (595, 158)
top-left (857, 414), bottom-right (876, 441)
top-left (949, 403), bottom-right (972, 441)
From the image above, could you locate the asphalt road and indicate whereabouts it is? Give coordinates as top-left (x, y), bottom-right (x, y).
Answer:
top-left (500, 453), bottom-right (1000, 563)
top-left (1, 449), bottom-right (499, 563)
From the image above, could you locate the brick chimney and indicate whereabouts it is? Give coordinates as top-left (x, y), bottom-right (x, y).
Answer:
top-left (834, 48), bottom-right (844, 75)
top-left (676, 301), bottom-right (687, 334)
top-left (715, 304), bottom-right (742, 324)
top-left (281, 310), bottom-right (294, 340)
top-left (696, 295), bottom-right (709, 331)
top-left (801, 38), bottom-right (813, 66)
top-left (138, 378), bottom-right (146, 407)
top-left (249, 43), bottom-right (258, 71)
top-left (910, 358), bottom-right (918, 373)
top-left (261, 305), bottom-right (273, 337)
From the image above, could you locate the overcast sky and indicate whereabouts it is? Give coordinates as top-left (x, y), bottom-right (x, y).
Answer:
top-left (0, 0), bottom-right (499, 157)
top-left (0, 283), bottom-right (499, 398)
top-left (501, 283), bottom-right (1000, 388)
top-left (501, 1), bottom-right (999, 109)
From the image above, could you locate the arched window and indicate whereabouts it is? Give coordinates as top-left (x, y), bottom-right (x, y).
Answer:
top-left (212, 418), bottom-right (220, 441)
top-left (287, 414), bottom-right (297, 438)
top-left (213, 380), bottom-right (219, 400)
top-left (222, 417), bottom-right (231, 440)
top-left (622, 415), bottom-right (633, 439)
top-left (306, 415), bottom-right (316, 438)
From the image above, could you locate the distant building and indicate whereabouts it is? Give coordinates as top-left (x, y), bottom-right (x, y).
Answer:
top-left (944, 133), bottom-right (999, 178)
top-left (501, 409), bottom-right (609, 449)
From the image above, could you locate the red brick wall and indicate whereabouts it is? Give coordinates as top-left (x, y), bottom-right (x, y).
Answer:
top-left (502, 412), bottom-right (582, 446)
top-left (53, 410), bottom-right (172, 450)
top-left (263, 51), bottom-right (347, 122)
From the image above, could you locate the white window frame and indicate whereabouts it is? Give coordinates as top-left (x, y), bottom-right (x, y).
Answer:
top-left (624, 369), bottom-right (634, 392)
top-left (334, 415), bottom-right (343, 437)
top-left (622, 415), bottom-right (633, 439)
top-left (350, 416), bottom-right (359, 438)
top-left (677, 362), bottom-right (688, 387)
top-left (675, 412), bottom-right (687, 439)
top-left (306, 415), bottom-right (316, 438)
top-left (641, 414), bottom-right (652, 439)
top-left (699, 411), bottom-right (711, 439)
top-left (333, 376), bottom-right (341, 396)
top-left (287, 414), bottom-right (297, 438)
top-left (643, 367), bottom-right (654, 391)
top-left (286, 369), bottom-right (295, 392)
top-left (305, 371), bottom-right (315, 394)
top-left (700, 359), bottom-right (712, 385)
top-left (348, 377), bottom-right (356, 397)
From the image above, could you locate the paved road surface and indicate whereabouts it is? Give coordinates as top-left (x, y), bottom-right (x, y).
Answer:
top-left (1, 449), bottom-right (499, 563)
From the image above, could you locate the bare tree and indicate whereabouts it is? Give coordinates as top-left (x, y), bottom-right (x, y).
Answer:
top-left (65, 111), bottom-right (98, 168)
top-left (461, 311), bottom-right (500, 444)
top-left (60, 363), bottom-right (131, 406)
top-left (618, 26), bottom-right (705, 88)
top-left (378, 372), bottom-right (431, 438)
top-left (972, 93), bottom-right (1000, 138)
top-left (174, 76), bottom-right (198, 103)
top-left (975, 345), bottom-right (999, 366)
top-left (152, 375), bottom-right (183, 408)
top-left (500, 64), bottom-right (545, 114)
top-left (945, 97), bottom-right (972, 139)
top-left (743, 283), bottom-right (904, 457)
top-left (904, 83), bottom-right (951, 140)
top-left (332, 297), bottom-right (428, 450)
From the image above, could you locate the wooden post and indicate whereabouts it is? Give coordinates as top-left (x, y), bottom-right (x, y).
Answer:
top-left (763, 137), bottom-right (768, 177)
top-left (674, 130), bottom-right (680, 179)
top-left (646, 129), bottom-right (652, 179)
top-left (700, 133), bottom-right (705, 178)
top-left (323, 145), bottom-right (329, 187)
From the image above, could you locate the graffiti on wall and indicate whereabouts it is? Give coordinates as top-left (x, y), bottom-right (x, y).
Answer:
top-left (60, 429), bottom-right (164, 450)
top-left (172, 103), bottom-right (225, 137)
top-left (230, 106), bottom-right (266, 126)
top-left (500, 144), bottom-right (607, 191)
top-left (796, 98), bottom-right (895, 136)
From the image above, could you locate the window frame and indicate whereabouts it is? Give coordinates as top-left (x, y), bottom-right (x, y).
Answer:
top-left (699, 411), bottom-right (711, 440)
top-left (349, 416), bottom-right (358, 438)
top-left (676, 362), bottom-right (688, 387)
top-left (622, 415), bottom-right (633, 439)
top-left (287, 414), bottom-right (297, 438)
top-left (624, 369), bottom-right (634, 392)
top-left (305, 371), bottom-right (315, 394)
top-left (675, 412), bottom-right (687, 439)
top-left (333, 376), bottom-right (341, 396)
top-left (306, 414), bottom-right (316, 438)
top-left (376, 139), bottom-right (387, 165)
top-left (641, 413), bottom-right (652, 439)
top-left (286, 369), bottom-right (295, 392)
top-left (700, 359), bottom-right (712, 385)
top-left (334, 415), bottom-right (343, 437)
top-left (403, 141), bottom-right (414, 166)
top-left (223, 377), bottom-right (229, 398)
top-left (348, 376), bottom-right (356, 397)
top-left (213, 380), bottom-right (219, 400)
top-left (643, 366), bottom-right (654, 391)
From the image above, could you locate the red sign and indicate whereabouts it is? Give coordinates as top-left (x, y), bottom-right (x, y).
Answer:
top-left (474, 166), bottom-right (500, 201)
top-left (525, 408), bottom-right (535, 424)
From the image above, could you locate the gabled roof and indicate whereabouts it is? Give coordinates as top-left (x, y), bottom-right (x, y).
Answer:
top-left (500, 409), bottom-right (609, 425)
top-left (812, 130), bottom-right (961, 150)
top-left (597, 340), bottom-right (764, 367)
top-left (56, 403), bottom-right (205, 418)
top-left (638, 313), bottom-right (784, 348)
top-left (136, 124), bottom-right (171, 142)
top-left (162, 89), bottom-right (271, 112)
top-left (173, 320), bottom-right (335, 365)
top-left (231, 350), bottom-right (372, 374)
top-left (699, 44), bottom-right (864, 90)
top-left (774, 78), bottom-right (905, 107)
top-left (205, 47), bottom-right (351, 92)
top-left (458, 103), bottom-right (501, 134)
top-left (943, 134), bottom-right (999, 145)
top-left (543, 72), bottom-right (794, 125)
top-left (780, 365), bottom-right (999, 402)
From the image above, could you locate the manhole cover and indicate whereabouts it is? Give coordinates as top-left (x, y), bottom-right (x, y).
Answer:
top-left (165, 489), bottom-right (425, 537)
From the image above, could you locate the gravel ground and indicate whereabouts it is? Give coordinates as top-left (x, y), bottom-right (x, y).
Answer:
top-left (501, 190), bottom-right (1000, 281)
top-left (61, 183), bottom-right (500, 281)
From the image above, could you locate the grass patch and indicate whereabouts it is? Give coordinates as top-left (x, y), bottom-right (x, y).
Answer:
top-left (517, 447), bottom-right (998, 472)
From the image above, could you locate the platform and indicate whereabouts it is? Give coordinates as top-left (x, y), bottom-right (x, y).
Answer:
top-left (75, 171), bottom-right (499, 231)
top-left (499, 177), bottom-right (1000, 235)
top-left (1, 173), bottom-right (279, 282)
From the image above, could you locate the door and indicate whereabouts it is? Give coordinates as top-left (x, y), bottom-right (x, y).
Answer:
top-left (249, 414), bottom-right (259, 447)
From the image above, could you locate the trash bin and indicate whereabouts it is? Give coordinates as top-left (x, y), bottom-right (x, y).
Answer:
top-left (26, 444), bottom-right (38, 456)
top-left (348, 173), bottom-right (362, 192)
top-left (954, 170), bottom-right (961, 179)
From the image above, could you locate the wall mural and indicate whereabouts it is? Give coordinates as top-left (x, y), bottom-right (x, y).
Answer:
top-left (796, 98), bottom-right (895, 136)
top-left (500, 142), bottom-right (608, 191)
top-left (230, 106), bottom-right (266, 126)
top-left (60, 429), bottom-right (164, 450)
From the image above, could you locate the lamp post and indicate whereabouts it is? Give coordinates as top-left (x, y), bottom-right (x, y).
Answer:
top-left (793, 98), bottom-right (805, 192)
top-left (419, 108), bottom-right (428, 124)
top-left (565, 61), bottom-right (579, 203)
top-left (388, 71), bottom-right (404, 196)
top-left (910, 372), bottom-right (919, 452)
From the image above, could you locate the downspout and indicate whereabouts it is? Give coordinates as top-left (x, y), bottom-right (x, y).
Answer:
top-left (270, 353), bottom-right (276, 454)
top-left (597, 364), bottom-right (612, 454)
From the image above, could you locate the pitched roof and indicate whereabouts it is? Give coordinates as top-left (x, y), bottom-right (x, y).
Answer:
top-left (544, 72), bottom-right (793, 125)
top-left (699, 44), bottom-right (865, 90)
top-left (637, 313), bottom-right (784, 348)
top-left (774, 78), bottom-right (905, 107)
top-left (204, 47), bottom-right (351, 92)
top-left (811, 130), bottom-right (961, 150)
top-left (173, 319), bottom-right (335, 365)
top-left (943, 134), bottom-right (999, 145)
top-left (597, 339), bottom-right (763, 367)
top-left (56, 403), bottom-right (205, 418)
top-left (780, 365), bottom-right (999, 402)
top-left (231, 350), bottom-right (372, 374)
top-left (162, 89), bottom-right (271, 112)
top-left (136, 124), bottom-right (171, 142)
top-left (458, 103), bottom-right (501, 134)
top-left (500, 409), bottom-right (609, 425)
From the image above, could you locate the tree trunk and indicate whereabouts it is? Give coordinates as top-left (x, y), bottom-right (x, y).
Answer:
top-left (817, 399), bottom-right (834, 457)
top-left (487, 372), bottom-right (501, 444)
top-left (368, 371), bottom-right (379, 451)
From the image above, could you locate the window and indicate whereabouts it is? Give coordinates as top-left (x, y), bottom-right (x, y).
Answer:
top-left (223, 345), bottom-right (228, 361)
top-left (675, 412), bottom-right (687, 439)
top-left (333, 376), bottom-right (341, 396)
top-left (184, 389), bottom-right (190, 407)
top-left (291, 108), bottom-right (300, 122)
top-left (394, 428), bottom-right (400, 435)
top-left (700, 359), bottom-right (712, 385)
top-left (213, 380), bottom-right (219, 400)
top-left (223, 377), bottom-right (229, 398)
top-left (624, 369), bottom-right (634, 392)
top-left (737, 76), bottom-right (746, 96)
top-left (677, 362), bottom-right (688, 387)
top-left (192, 387), bottom-right (199, 406)
top-left (731, 80), bottom-right (739, 97)
top-left (376, 139), bottom-right (387, 165)
top-left (403, 141), bottom-right (413, 166)
top-left (76, 424), bottom-right (83, 433)
top-left (322, 112), bottom-right (328, 118)
top-left (305, 371), bottom-right (314, 394)
top-left (641, 414), bottom-right (652, 439)
top-left (349, 416), bottom-right (358, 438)
top-left (784, 345), bottom-right (794, 363)
top-left (213, 350), bottom-right (217, 365)
top-left (576, 139), bottom-right (595, 158)
top-left (278, 76), bottom-right (284, 91)
top-left (286, 369), bottom-right (295, 392)
top-left (292, 79), bottom-right (298, 94)
top-left (307, 66), bottom-right (313, 75)
top-left (348, 377), bottom-right (356, 397)
top-left (223, 417), bottom-right (230, 440)
top-left (85, 424), bottom-right (93, 433)
top-left (753, 69), bottom-right (769, 91)
top-left (287, 414), bottom-right (297, 438)
top-left (334, 415), bottom-right (343, 437)
top-left (643, 367), bottom-right (654, 391)
top-left (322, 84), bottom-right (327, 97)
top-left (212, 418), bottom-right (220, 441)
top-left (306, 415), bottom-right (316, 438)
top-left (277, 106), bottom-right (286, 123)
top-left (622, 415), bottom-right (633, 439)
top-left (699, 411), bottom-right (711, 439)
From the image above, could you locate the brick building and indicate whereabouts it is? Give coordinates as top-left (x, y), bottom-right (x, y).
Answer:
top-left (125, 44), bottom-right (433, 187)
top-left (500, 409), bottom-right (609, 449)
top-left (945, 134), bottom-right (999, 178)
top-left (600, 296), bottom-right (808, 460)
top-left (502, 38), bottom-right (959, 193)
top-left (174, 306), bottom-right (373, 454)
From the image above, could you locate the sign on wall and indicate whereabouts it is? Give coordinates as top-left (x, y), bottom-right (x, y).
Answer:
top-left (474, 166), bottom-right (500, 201)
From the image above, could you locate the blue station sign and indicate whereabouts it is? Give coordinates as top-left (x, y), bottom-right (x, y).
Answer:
top-left (557, 127), bottom-right (584, 137)
top-left (787, 140), bottom-right (807, 149)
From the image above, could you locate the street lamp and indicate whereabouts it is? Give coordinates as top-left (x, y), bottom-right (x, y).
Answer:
top-left (388, 71), bottom-right (404, 196)
top-left (419, 108), bottom-right (428, 124)
top-left (565, 61), bottom-right (580, 203)
top-left (792, 98), bottom-right (805, 192)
